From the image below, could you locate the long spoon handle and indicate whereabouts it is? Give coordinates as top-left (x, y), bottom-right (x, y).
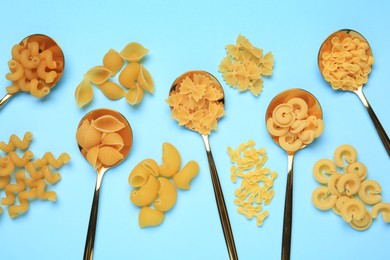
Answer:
top-left (0, 93), bottom-right (14, 109)
top-left (354, 88), bottom-right (390, 157)
top-left (281, 154), bottom-right (294, 260)
top-left (202, 135), bottom-right (238, 260)
top-left (83, 170), bottom-right (105, 260)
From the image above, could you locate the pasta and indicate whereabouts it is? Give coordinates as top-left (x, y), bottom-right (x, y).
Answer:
top-left (218, 34), bottom-right (274, 96)
top-left (228, 140), bottom-right (278, 226)
top-left (319, 31), bottom-right (374, 91)
top-left (75, 41), bottom-right (153, 107)
top-left (312, 144), bottom-right (390, 230)
top-left (0, 132), bottom-right (70, 219)
top-left (128, 142), bottom-right (199, 227)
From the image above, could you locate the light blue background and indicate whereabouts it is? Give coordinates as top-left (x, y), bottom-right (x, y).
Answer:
top-left (1, 1), bottom-right (389, 259)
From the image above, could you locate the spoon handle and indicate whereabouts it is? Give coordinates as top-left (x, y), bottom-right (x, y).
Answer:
top-left (201, 135), bottom-right (238, 260)
top-left (282, 154), bottom-right (294, 260)
top-left (354, 88), bottom-right (390, 157)
top-left (83, 170), bottom-right (105, 260)
top-left (0, 93), bottom-right (14, 109)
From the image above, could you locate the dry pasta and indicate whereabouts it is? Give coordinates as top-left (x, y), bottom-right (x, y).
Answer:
top-left (312, 144), bottom-right (389, 230)
top-left (97, 81), bottom-right (126, 100)
top-left (173, 160), bottom-right (199, 190)
top-left (138, 206), bottom-right (164, 228)
top-left (159, 142), bottom-right (181, 177)
top-left (228, 140), bottom-right (278, 227)
top-left (0, 132), bottom-right (70, 219)
top-left (153, 177), bottom-right (177, 212)
top-left (103, 49), bottom-right (124, 76)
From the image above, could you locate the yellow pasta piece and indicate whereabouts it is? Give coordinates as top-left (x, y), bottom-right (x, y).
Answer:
top-left (130, 175), bottom-right (160, 207)
top-left (33, 152), bottom-right (71, 168)
top-left (6, 85), bottom-right (21, 94)
top-left (358, 180), bottom-right (382, 205)
top-left (153, 177), bottom-right (177, 212)
top-left (137, 65), bottom-right (154, 94)
top-left (0, 132), bottom-right (33, 152)
top-left (8, 150), bottom-right (33, 167)
top-left (350, 212), bottom-right (372, 231)
top-left (103, 48), bottom-right (124, 76)
top-left (287, 98), bottom-right (308, 120)
top-left (75, 78), bottom-right (94, 108)
top-left (101, 132), bottom-right (124, 151)
top-left (327, 172), bottom-right (342, 197)
top-left (29, 78), bottom-right (50, 98)
top-left (39, 49), bottom-right (57, 69)
top-left (0, 176), bottom-right (10, 189)
top-left (120, 42), bottom-right (149, 62)
top-left (265, 118), bottom-right (289, 137)
top-left (7, 188), bottom-right (37, 219)
top-left (311, 186), bottom-right (337, 210)
top-left (0, 156), bottom-right (15, 177)
top-left (138, 206), bottom-right (164, 228)
top-left (312, 158), bottom-right (336, 184)
top-left (97, 81), bottom-right (126, 100)
top-left (84, 65), bottom-right (112, 85)
top-left (125, 83), bottom-right (144, 105)
top-left (19, 48), bottom-right (39, 69)
top-left (332, 196), bottom-right (351, 216)
top-left (340, 198), bottom-right (366, 223)
top-left (6, 60), bottom-right (24, 81)
top-left (86, 146), bottom-right (100, 169)
top-left (278, 134), bottom-right (302, 153)
top-left (344, 162), bottom-right (367, 181)
top-left (42, 166), bottom-right (62, 184)
top-left (159, 142), bottom-right (181, 177)
top-left (173, 160), bottom-right (199, 190)
top-left (128, 159), bottom-right (159, 187)
top-left (36, 179), bottom-right (56, 201)
top-left (371, 202), bottom-right (390, 222)
top-left (1, 170), bottom-right (26, 205)
top-left (333, 144), bottom-right (357, 168)
top-left (118, 63), bottom-right (140, 89)
top-left (337, 173), bottom-right (361, 196)
top-left (36, 60), bottom-right (57, 84)
top-left (91, 115), bottom-right (125, 133)
top-left (97, 146), bottom-right (123, 166)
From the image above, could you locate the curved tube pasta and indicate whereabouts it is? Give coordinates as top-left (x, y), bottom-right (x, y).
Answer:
top-left (311, 186), bottom-right (337, 210)
top-left (312, 158), bottom-right (336, 184)
top-left (6, 85), bottom-right (21, 94)
top-left (39, 49), bottom-right (57, 69)
top-left (118, 63), bottom-right (140, 89)
top-left (6, 60), bottom-right (24, 81)
top-left (358, 180), bottom-right (382, 205)
top-left (20, 49), bottom-right (40, 69)
top-left (91, 115), bottom-right (125, 133)
top-left (312, 119), bottom-right (324, 138)
top-left (350, 212), bottom-right (372, 231)
top-left (130, 175), bottom-right (160, 207)
top-left (337, 173), bottom-right (361, 195)
top-left (327, 172), bottom-right (342, 197)
top-left (371, 202), bottom-right (390, 222)
top-left (278, 134), bottom-right (302, 152)
top-left (138, 206), bottom-right (164, 228)
top-left (37, 60), bottom-right (57, 83)
top-left (272, 103), bottom-right (295, 127)
top-left (29, 78), bottom-right (50, 98)
top-left (173, 160), bottom-right (199, 190)
top-left (333, 144), bottom-right (357, 167)
top-left (153, 177), bottom-right (177, 212)
top-left (0, 176), bottom-right (10, 189)
top-left (97, 146), bottom-right (124, 166)
top-left (128, 159), bottom-right (159, 187)
top-left (120, 42), bottom-right (149, 62)
top-left (159, 142), bottom-right (181, 177)
top-left (33, 152), bottom-right (71, 168)
top-left (8, 150), bottom-right (34, 167)
top-left (75, 78), bottom-right (94, 108)
top-left (84, 65), bottom-right (111, 85)
top-left (11, 44), bottom-right (23, 61)
top-left (0, 132), bottom-right (33, 152)
top-left (332, 196), bottom-right (351, 216)
top-left (103, 48), bottom-right (124, 76)
top-left (340, 198), bottom-right (366, 223)
top-left (344, 162), bottom-right (367, 181)
top-left (97, 81), bottom-right (125, 100)
top-left (287, 97), bottom-right (308, 119)
top-left (266, 118), bottom-right (289, 137)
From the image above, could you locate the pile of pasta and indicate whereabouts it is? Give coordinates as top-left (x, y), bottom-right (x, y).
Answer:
top-left (218, 34), bottom-right (274, 96)
top-left (5, 38), bottom-right (63, 98)
top-left (128, 143), bottom-right (199, 228)
top-left (75, 42), bottom-right (154, 107)
top-left (0, 132), bottom-right (70, 218)
top-left (227, 140), bottom-right (278, 226)
top-left (319, 32), bottom-right (374, 91)
top-left (266, 97), bottom-right (324, 153)
top-left (76, 115), bottom-right (128, 169)
top-left (166, 73), bottom-right (225, 135)
top-left (312, 144), bottom-right (390, 230)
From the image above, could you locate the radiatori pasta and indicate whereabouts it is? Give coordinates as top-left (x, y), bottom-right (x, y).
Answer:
top-left (0, 132), bottom-right (70, 219)
top-left (128, 142), bottom-right (199, 228)
top-left (75, 42), bottom-right (154, 108)
top-left (311, 144), bottom-right (388, 230)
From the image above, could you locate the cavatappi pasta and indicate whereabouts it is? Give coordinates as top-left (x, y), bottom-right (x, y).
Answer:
top-left (166, 73), bottom-right (225, 135)
top-left (319, 31), bottom-right (374, 91)
top-left (0, 132), bottom-right (70, 219)
top-left (76, 115), bottom-right (127, 169)
top-left (227, 140), bottom-right (278, 227)
top-left (75, 42), bottom-right (154, 107)
top-left (128, 142), bottom-right (199, 228)
top-left (311, 144), bottom-right (389, 230)
top-left (218, 34), bottom-right (274, 96)
top-left (5, 38), bottom-right (63, 98)
top-left (266, 97), bottom-right (324, 152)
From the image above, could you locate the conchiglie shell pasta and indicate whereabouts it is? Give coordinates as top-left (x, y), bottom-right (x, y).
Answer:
top-left (83, 124), bottom-right (103, 151)
top-left (139, 206), bottom-right (164, 228)
top-left (120, 42), bottom-right (149, 62)
top-left (86, 145), bottom-right (100, 169)
top-left (76, 119), bottom-right (90, 149)
top-left (119, 63), bottom-right (140, 89)
top-left (173, 160), bottom-right (199, 190)
top-left (130, 175), bottom-right (160, 206)
top-left (154, 177), bottom-right (177, 212)
top-left (103, 48), bottom-right (124, 76)
top-left (101, 132), bottom-right (124, 150)
top-left (75, 78), bottom-right (94, 108)
top-left (97, 146), bottom-right (124, 166)
top-left (91, 115), bottom-right (125, 132)
top-left (159, 142), bottom-right (181, 177)
top-left (125, 84), bottom-right (144, 105)
top-left (84, 65), bottom-right (112, 85)
top-left (97, 81), bottom-right (125, 100)
top-left (138, 65), bottom-right (154, 94)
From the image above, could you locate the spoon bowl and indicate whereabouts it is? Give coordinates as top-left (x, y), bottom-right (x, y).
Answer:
top-left (318, 29), bottom-right (390, 156)
top-left (265, 88), bottom-right (323, 260)
top-left (169, 70), bottom-right (237, 260)
top-left (0, 34), bottom-right (65, 109)
top-left (77, 108), bottom-right (133, 260)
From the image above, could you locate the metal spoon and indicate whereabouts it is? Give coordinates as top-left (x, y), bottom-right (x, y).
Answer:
top-left (318, 29), bottom-right (389, 157)
top-left (169, 70), bottom-right (238, 260)
top-left (0, 34), bottom-right (65, 109)
top-left (265, 88), bottom-right (323, 260)
top-left (77, 108), bottom-right (133, 260)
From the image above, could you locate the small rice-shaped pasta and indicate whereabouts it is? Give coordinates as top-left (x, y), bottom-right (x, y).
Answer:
top-left (75, 78), bottom-right (94, 108)
top-left (125, 84), bottom-right (144, 105)
top-left (101, 132), bottom-right (124, 150)
top-left (91, 115), bottom-right (125, 132)
top-left (118, 63), bottom-right (140, 89)
top-left (138, 206), bottom-right (164, 228)
top-left (103, 48), bottom-right (124, 76)
top-left (137, 65), bottom-right (154, 94)
top-left (120, 42), bottom-right (149, 62)
top-left (97, 146), bottom-right (123, 166)
top-left (97, 81), bottom-right (126, 100)
top-left (84, 65), bottom-right (112, 85)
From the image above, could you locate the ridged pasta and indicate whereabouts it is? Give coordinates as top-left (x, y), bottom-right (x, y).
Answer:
top-left (173, 160), bottom-right (199, 190)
